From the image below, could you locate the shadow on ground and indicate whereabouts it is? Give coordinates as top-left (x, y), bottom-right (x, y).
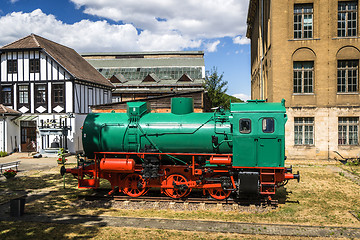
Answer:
top-left (273, 186), bottom-right (299, 204)
top-left (0, 220), bottom-right (100, 239)
top-left (0, 174), bottom-right (60, 191)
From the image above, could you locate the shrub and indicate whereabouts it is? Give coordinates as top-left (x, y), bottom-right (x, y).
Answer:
top-left (0, 151), bottom-right (7, 157)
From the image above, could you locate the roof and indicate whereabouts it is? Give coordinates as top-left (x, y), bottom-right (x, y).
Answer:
top-left (0, 105), bottom-right (21, 115)
top-left (86, 58), bottom-right (204, 68)
top-left (1, 34), bottom-right (114, 88)
top-left (91, 90), bottom-right (205, 108)
top-left (81, 51), bottom-right (204, 57)
top-left (230, 100), bottom-right (286, 113)
top-left (113, 88), bottom-right (204, 94)
top-left (143, 73), bottom-right (160, 83)
top-left (111, 79), bottom-right (204, 88)
top-left (110, 73), bottom-right (127, 83)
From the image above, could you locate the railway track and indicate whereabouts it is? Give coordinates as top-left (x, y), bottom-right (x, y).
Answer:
top-left (79, 190), bottom-right (278, 207)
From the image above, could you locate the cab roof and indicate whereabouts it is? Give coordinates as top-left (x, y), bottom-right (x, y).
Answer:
top-left (230, 99), bottom-right (286, 113)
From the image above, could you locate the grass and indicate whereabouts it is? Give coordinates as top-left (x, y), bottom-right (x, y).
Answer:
top-left (340, 164), bottom-right (360, 177)
top-left (1, 161), bottom-right (360, 230)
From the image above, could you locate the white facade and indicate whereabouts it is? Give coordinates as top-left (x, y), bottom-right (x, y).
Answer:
top-left (0, 48), bottom-right (112, 154)
top-left (0, 116), bottom-right (20, 153)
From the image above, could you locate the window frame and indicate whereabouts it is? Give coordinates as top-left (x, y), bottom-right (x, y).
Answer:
top-left (338, 1), bottom-right (358, 37)
top-left (51, 83), bottom-right (65, 111)
top-left (1, 85), bottom-right (13, 106)
top-left (29, 59), bottom-right (40, 73)
top-left (294, 4), bottom-right (314, 39)
top-left (17, 84), bottom-right (30, 106)
top-left (294, 117), bottom-right (314, 145)
top-left (293, 61), bottom-right (314, 94)
top-left (262, 118), bottom-right (275, 133)
top-left (7, 60), bottom-right (18, 74)
top-left (337, 60), bottom-right (358, 93)
top-left (239, 118), bottom-right (252, 134)
top-left (35, 84), bottom-right (47, 106)
top-left (338, 117), bottom-right (359, 145)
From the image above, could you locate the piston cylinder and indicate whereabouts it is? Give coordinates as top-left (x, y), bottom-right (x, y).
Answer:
top-left (100, 158), bottom-right (135, 173)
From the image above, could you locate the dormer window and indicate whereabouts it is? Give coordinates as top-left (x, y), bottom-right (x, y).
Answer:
top-left (29, 59), bottom-right (40, 73)
top-left (7, 60), bottom-right (17, 74)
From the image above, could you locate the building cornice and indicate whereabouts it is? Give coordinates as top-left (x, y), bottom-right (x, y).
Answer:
top-left (246, 0), bottom-right (258, 38)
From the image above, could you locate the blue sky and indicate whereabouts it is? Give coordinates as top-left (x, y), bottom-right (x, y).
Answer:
top-left (0, 0), bottom-right (251, 100)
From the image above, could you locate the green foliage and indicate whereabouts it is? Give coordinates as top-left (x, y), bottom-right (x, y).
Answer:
top-left (226, 94), bottom-right (243, 104)
top-left (204, 67), bottom-right (244, 110)
top-left (57, 148), bottom-right (67, 164)
top-left (0, 151), bottom-right (7, 157)
top-left (345, 159), bottom-right (360, 166)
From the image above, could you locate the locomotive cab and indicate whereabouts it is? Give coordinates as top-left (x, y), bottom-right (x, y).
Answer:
top-left (230, 99), bottom-right (287, 168)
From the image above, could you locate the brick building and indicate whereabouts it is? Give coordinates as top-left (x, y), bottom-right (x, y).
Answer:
top-left (247, 0), bottom-right (360, 159)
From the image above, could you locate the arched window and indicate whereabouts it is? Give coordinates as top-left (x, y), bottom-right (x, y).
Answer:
top-left (336, 46), bottom-right (360, 93)
top-left (292, 48), bottom-right (316, 94)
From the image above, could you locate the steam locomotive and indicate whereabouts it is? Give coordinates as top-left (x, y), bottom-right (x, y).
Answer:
top-left (62, 98), bottom-right (299, 200)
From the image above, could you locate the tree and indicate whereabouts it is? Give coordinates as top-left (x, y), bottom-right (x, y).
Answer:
top-left (204, 67), bottom-right (242, 110)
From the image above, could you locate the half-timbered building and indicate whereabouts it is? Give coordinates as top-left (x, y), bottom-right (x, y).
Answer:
top-left (0, 34), bottom-right (114, 154)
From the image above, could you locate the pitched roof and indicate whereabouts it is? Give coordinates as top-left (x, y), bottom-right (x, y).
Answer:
top-left (110, 73), bottom-right (128, 83)
top-left (0, 105), bottom-right (21, 115)
top-left (142, 73), bottom-right (160, 83)
top-left (177, 73), bottom-right (193, 82)
top-left (1, 34), bottom-right (113, 88)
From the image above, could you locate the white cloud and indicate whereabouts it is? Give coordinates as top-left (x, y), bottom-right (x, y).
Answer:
top-left (0, 0), bottom-right (250, 52)
top-left (205, 40), bottom-right (220, 52)
top-left (70, 0), bottom-right (249, 41)
top-left (232, 93), bottom-right (251, 101)
top-left (0, 10), bottom-right (141, 52)
top-left (71, 0), bottom-right (249, 38)
top-left (233, 35), bottom-right (249, 45)
top-left (10, 0), bottom-right (20, 3)
top-left (0, 9), bottom-right (203, 52)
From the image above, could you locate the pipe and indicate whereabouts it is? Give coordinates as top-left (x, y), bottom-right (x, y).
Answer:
top-left (260, 0), bottom-right (264, 99)
top-left (285, 171), bottom-right (300, 182)
top-left (2, 114), bottom-right (5, 152)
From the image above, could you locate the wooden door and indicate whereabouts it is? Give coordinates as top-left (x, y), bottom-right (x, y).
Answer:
top-left (20, 121), bottom-right (37, 152)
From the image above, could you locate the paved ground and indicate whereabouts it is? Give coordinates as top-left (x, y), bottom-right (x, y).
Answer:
top-left (0, 153), bottom-right (77, 178)
top-left (328, 165), bottom-right (360, 186)
top-left (0, 212), bottom-right (359, 238)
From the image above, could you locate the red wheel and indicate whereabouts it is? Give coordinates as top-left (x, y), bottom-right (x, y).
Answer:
top-left (123, 174), bottom-right (147, 197)
top-left (208, 175), bottom-right (232, 200)
top-left (208, 188), bottom-right (231, 200)
top-left (164, 174), bottom-right (191, 199)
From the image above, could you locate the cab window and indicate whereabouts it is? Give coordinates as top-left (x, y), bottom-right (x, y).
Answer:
top-left (262, 118), bottom-right (274, 133)
top-left (239, 119), bottom-right (251, 133)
